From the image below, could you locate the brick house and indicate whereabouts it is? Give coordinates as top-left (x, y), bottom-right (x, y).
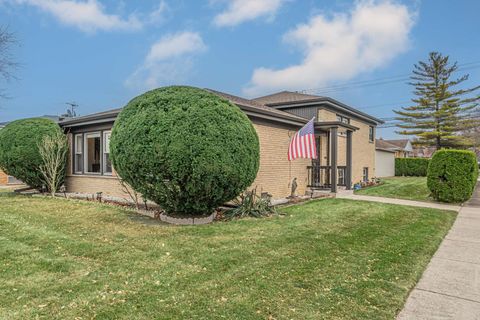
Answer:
top-left (0, 169), bottom-right (23, 186)
top-left (59, 90), bottom-right (383, 200)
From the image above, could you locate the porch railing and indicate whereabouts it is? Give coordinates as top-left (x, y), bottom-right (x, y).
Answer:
top-left (307, 165), bottom-right (347, 189)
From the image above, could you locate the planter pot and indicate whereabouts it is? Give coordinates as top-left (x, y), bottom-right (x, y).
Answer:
top-left (159, 211), bottom-right (217, 225)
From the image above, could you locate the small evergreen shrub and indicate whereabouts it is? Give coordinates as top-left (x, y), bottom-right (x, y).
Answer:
top-left (110, 86), bottom-right (260, 216)
top-left (395, 158), bottom-right (430, 176)
top-left (0, 118), bottom-right (66, 189)
top-left (427, 150), bottom-right (479, 203)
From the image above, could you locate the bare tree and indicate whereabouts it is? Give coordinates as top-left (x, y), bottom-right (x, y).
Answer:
top-left (0, 26), bottom-right (18, 99)
top-left (118, 177), bottom-right (142, 210)
top-left (38, 131), bottom-right (68, 196)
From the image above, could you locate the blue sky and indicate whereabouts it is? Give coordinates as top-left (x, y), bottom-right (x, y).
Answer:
top-left (0, 0), bottom-right (479, 139)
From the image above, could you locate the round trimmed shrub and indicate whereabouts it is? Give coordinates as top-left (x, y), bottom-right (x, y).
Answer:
top-left (110, 86), bottom-right (260, 216)
top-left (427, 149), bottom-right (479, 203)
top-left (0, 118), bottom-right (65, 189)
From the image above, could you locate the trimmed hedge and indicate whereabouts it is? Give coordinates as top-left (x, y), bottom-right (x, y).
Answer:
top-left (395, 158), bottom-right (430, 176)
top-left (427, 149), bottom-right (479, 203)
top-left (110, 86), bottom-right (260, 216)
top-left (0, 118), bottom-right (65, 189)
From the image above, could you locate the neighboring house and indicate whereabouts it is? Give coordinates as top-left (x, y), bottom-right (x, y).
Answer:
top-left (412, 146), bottom-right (437, 158)
top-left (59, 90), bottom-right (383, 200)
top-left (377, 138), bottom-right (413, 158)
top-left (0, 170), bottom-right (23, 186)
top-left (375, 140), bottom-right (396, 177)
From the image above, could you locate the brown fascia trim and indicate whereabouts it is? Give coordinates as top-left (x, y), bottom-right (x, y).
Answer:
top-left (376, 147), bottom-right (397, 153)
top-left (314, 121), bottom-right (359, 131)
top-left (60, 104), bottom-right (307, 129)
top-left (267, 98), bottom-right (384, 125)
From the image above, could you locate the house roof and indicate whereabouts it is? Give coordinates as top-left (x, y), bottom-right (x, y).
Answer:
top-left (206, 89), bottom-right (308, 124)
top-left (252, 91), bottom-right (322, 105)
top-left (412, 146), bottom-right (437, 158)
top-left (252, 91), bottom-right (384, 125)
top-left (60, 89), bottom-right (310, 128)
top-left (60, 108), bottom-right (122, 127)
top-left (382, 139), bottom-right (411, 149)
top-left (60, 88), bottom-right (383, 129)
top-left (376, 139), bottom-right (402, 151)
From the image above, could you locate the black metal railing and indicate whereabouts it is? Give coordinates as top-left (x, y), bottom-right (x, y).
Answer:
top-left (307, 164), bottom-right (347, 189)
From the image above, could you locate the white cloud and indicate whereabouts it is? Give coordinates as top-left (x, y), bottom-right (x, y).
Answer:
top-left (244, 0), bottom-right (416, 97)
top-left (125, 32), bottom-right (207, 90)
top-left (11, 0), bottom-right (169, 33)
top-left (213, 0), bottom-right (286, 27)
top-left (148, 0), bottom-right (170, 25)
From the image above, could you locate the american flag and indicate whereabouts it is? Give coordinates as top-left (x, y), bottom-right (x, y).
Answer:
top-left (288, 118), bottom-right (317, 161)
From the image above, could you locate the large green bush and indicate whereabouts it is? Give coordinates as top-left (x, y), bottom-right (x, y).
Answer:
top-left (395, 158), bottom-right (430, 176)
top-left (427, 150), bottom-right (479, 203)
top-left (0, 118), bottom-right (66, 189)
top-left (110, 86), bottom-right (260, 216)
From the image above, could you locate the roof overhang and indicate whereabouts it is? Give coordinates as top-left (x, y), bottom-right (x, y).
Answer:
top-left (314, 121), bottom-right (359, 131)
top-left (376, 147), bottom-right (397, 153)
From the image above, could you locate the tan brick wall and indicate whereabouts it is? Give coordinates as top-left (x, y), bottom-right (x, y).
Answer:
top-left (250, 121), bottom-right (310, 199)
top-left (65, 120), bottom-right (311, 201)
top-left (318, 108), bottom-right (337, 121)
top-left (65, 175), bottom-right (129, 198)
top-left (350, 119), bottom-right (376, 183)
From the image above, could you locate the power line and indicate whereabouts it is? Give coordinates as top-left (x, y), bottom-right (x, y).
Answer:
top-left (357, 100), bottom-right (412, 110)
top-left (300, 61), bottom-right (480, 95)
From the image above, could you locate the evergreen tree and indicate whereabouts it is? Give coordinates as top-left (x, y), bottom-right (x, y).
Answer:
top-left (394, 52), bottom-right (480, 149)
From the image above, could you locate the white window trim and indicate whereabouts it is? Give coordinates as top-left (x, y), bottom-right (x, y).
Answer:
top-left (103, 131), bottom-right (112, 175)
top-left (74, 134), bottom-right (83, 174)
top-left (84, 132), bottom-right (102, 175)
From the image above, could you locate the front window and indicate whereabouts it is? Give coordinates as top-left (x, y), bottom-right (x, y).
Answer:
top-left (84, 132), bottom-right (101, 174)
top-left (363, 167), bottom-right (369, 182)
top-left (103, 131), bottom-right (112, 174)
top-left (369, 126), bottom-right (374, 142)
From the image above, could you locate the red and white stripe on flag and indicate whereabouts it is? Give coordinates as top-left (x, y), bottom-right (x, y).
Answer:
top-left (288, 118), bottom-right (317, 161)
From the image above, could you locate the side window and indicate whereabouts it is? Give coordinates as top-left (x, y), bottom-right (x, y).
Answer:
top-left (74, 134), bottom-right (83, 174)
top-left (363, 167), bottom-right (369, 182)
top-left (369, 126), bottom-right (374, 142)
top-left (103, 131), bottom-right (112, 174)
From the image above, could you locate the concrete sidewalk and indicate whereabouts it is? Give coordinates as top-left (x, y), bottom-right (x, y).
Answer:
top-left (397, 183), bottom-right (480, 320)
top-left (336, 193), bottom-right (461, 212)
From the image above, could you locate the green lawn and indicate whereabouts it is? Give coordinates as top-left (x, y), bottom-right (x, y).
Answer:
top-left (355, 177), bottom-right (433, 202)
top-left (0, 195), bottom-right (455, 319)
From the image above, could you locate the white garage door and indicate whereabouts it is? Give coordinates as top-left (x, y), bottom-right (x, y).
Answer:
top-left (375, 150), bottom-right (395, 177)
